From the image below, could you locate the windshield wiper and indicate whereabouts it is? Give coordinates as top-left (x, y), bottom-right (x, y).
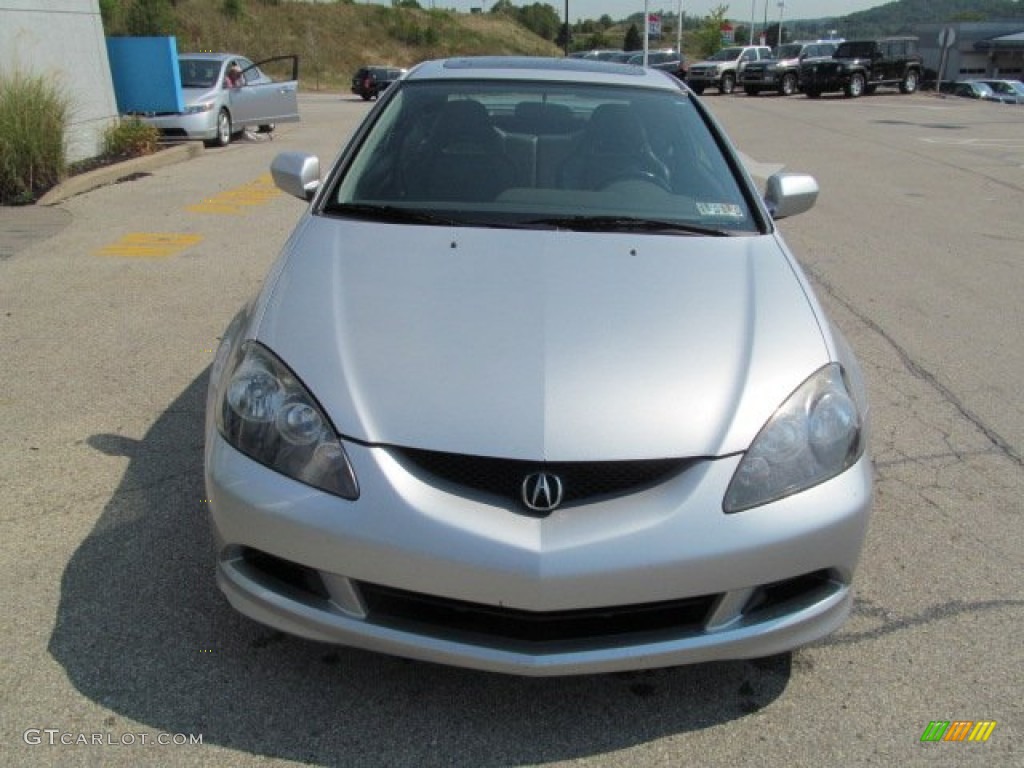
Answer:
top-left (324, 203), bottom-right (460, 226)
top-left (523, 216), bottom-right (734, 236)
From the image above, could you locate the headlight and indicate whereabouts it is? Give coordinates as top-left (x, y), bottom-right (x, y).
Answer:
top-left (723, 364), bottom-right (864, 513)
top-left (216, 341), bottom-right (359, 499)
top-left (185, 102), bottom-right (214, 114)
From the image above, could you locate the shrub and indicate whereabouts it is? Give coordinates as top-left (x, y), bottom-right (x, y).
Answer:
top-left (103, 117), bottom-right (161, 159)
top-left (0, 70), bottom-right (70, 205)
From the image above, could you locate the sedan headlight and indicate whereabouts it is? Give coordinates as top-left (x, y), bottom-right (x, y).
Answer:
top-left (216, 341), bottom-right (359, 499)
top-left (185, 102), bottom-right (215, 114)
top-left (724, 364), bottom-right (863, 513)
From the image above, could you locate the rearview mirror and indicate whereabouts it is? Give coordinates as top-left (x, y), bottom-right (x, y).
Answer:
top-left (764, 172), bottom-right (819, 219)
top-left (271, 152), bottom-right (320, 201)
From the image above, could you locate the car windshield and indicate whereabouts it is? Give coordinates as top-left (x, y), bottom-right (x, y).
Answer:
top-left (324, 80), bottom-right (758, 234)
top-left (708, 48), bottom-right (744, 62)
top-left (775, 44), bottom-right (802, 59)
top-left (179, 58), bottom-right (222, 89)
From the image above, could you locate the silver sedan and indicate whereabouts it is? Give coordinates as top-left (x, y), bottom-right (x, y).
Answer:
top-left (205, 56), bottom-right (873, 676)
top-left (139, 53), bottom-right (299, 147)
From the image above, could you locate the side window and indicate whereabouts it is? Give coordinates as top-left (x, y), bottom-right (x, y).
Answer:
top-left (742, 50), bottom-right (755, 62)
top-left (891, 40), bottom-right (906, 57)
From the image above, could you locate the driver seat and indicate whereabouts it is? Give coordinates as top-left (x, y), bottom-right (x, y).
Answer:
top-left (558, 103), bottom-right (670, 190)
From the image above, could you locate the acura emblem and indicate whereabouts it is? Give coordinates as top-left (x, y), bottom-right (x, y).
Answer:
top-left (522, 471), bottom-right (564, 513)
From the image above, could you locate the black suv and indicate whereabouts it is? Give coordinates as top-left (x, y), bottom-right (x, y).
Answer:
top-left (799, 37), bottom-right (923, 98)
top-left (351, 66), bottom-right (406, 101)
top-left (740, 41), bottom-right (838, 96)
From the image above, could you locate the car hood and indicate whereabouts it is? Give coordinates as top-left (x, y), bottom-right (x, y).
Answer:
top-left (182, 87), bottom-right (220, 107)
top-left (253, 219), bottom-right (829, 461)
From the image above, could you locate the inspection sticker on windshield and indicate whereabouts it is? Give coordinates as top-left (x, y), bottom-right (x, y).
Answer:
top-left (696, 202), bottom-right (744, 219)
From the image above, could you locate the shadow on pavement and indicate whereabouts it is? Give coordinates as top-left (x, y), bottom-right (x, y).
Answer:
top-left (49, 371), bottom-right (791, 766)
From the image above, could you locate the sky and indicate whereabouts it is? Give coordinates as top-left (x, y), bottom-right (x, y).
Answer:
top-left (400, 1), bottom-right (890, 23)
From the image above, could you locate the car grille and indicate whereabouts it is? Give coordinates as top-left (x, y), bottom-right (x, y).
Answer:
top-left (396, 448), bottom-right (692, 512)
top-left (360, 582), bottom-right (716, 647)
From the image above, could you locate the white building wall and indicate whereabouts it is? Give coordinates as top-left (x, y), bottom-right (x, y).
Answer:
top-left (0, 0), bottom-right (119, 162)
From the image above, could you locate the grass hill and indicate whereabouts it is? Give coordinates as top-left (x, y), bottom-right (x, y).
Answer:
top-left (151, 1), bottom-right (563, 91)
top-left (787, 0), bottom-right (1024, 39)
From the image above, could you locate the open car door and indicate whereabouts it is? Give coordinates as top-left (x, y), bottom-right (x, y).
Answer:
top-left (233, 55), bottom-right (300, 127)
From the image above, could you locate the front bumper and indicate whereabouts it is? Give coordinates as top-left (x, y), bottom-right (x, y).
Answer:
top-left (685, 69), bottom-right (722, 87)
top-left (740, 69), bottom-right (779, 86)
top-left (206, 432), bottom-right (873, 676)
top-left (137, 110), bottom-right (218, 141)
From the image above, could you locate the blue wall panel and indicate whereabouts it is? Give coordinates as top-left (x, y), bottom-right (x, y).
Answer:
top-left (106, 37), bottom-right (183, 113)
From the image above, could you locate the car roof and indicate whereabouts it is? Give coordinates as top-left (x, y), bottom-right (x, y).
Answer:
top-left (179, 53), bottom-right (244, 62)
top-left (405, 56), bottom-right (681, 89)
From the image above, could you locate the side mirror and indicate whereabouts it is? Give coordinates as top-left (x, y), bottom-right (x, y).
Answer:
top-left (271, 152), bottom-right (320, 201)
top-left (764, 172), bottom-right (819, 219)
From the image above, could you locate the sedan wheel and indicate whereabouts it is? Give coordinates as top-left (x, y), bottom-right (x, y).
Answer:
top-left (206, 109), bottom-right (232, 147)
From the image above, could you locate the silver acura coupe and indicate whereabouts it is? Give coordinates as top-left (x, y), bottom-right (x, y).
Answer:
top-left (205, 57), bottom-right (873, 676)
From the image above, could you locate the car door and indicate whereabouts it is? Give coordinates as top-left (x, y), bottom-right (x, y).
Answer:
top-left (232, 55), bottom-right (300, 127)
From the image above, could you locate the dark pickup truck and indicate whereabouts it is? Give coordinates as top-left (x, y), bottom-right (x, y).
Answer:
top-left (799, 37), bottom-right (923, 98)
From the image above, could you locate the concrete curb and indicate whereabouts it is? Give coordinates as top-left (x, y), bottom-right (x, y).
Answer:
top-left (37, 142), bottom-right (205, 206)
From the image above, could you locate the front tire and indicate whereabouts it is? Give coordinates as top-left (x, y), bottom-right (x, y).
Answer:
top-left (205, 109), bottom-right (232, 147)
top-left (900, 69), bottom-right (919, 94)
top-left (844, 72), bottom-right (865, 98)
top-left (720, 73), bottom-right (736, 94)
top-left (780, 72), bottom-right (798, 96)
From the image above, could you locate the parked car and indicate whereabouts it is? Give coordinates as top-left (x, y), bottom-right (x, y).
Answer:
top-left (351, 66), bottom-right (407, 100)
top-left (799, 37), bottom-right (922, 98)
top-left (626, 49), bottom-right (687, 79)
top-left (568, 49), bottom-right (623, 61)
top-left (686, 45), bottom-right (773, 94)
top-left (740, 41), bottom-right (839, 96)
top-left (975, 79), bottom-right (1024, 104)
top-left (207, 56), bottom-right (873, 676)
top-left (945, 80), bottom-right (1006, 102)
top-left (137, 53), bottom-right (299, 147)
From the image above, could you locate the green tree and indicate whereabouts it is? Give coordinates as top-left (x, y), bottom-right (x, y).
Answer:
top-left (694, 4), bottom-right (729, 59)
top-left (623, 23), bottom-right (642, 51)
top-left (123, 0), bottom-right (176, 36)
top-left (222, 0), bottom-right (243, 20)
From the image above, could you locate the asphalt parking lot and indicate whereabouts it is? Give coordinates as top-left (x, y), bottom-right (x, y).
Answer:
top-left (1, 90), bottom-right (1021, 767)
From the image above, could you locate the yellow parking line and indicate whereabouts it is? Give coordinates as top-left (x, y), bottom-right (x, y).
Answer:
top-left (187, 173), bottom-right (282, 215)
top-left (95, 233), bottom-right (203, 258)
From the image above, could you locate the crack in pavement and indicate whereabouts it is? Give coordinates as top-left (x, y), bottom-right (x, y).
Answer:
top-left (819, 596), bottom-right (1024, 647)
top-left (805, 266), bottom-right (1023, 468)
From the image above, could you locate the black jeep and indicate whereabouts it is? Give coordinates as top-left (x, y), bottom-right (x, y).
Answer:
top-left (799, 37), bottom-right (923, 98)
top-left (740, 41), bottom-right (839, 96)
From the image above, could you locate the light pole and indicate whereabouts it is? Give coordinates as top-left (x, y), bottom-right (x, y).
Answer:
top-left (565, 1), bottom-right (569, 56)
top-left (749, 0), bottom-right (756, 45)
top-left (777, 1), bottom-right (786, 47)
top-left (676, 0), bottom-right (683, 55)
